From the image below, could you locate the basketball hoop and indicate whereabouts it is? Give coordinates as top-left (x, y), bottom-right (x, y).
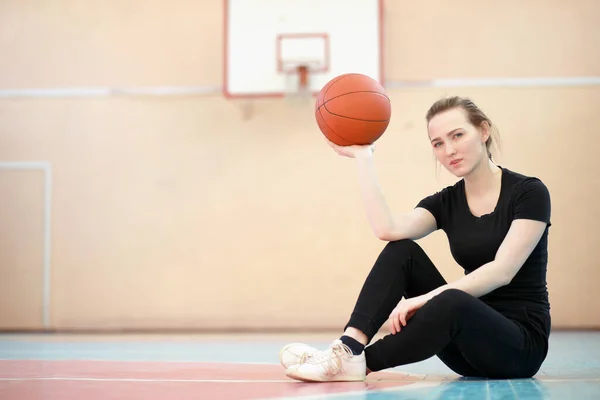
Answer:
top-left (298, 65), bottom-right (309, 90)
top-left (275, 33), bottom-right (329, 102)
top-left (283, 63), bottom-right (316, 102)
top-left (295, 65), bottom-right (311, 99)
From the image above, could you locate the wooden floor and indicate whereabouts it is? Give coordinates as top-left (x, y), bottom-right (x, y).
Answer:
top-left (1, 331), bottom-right (599, 399)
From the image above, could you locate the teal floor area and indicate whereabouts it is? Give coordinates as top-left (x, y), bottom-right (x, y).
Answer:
top-left (1, 331), bottom-right (599, 399)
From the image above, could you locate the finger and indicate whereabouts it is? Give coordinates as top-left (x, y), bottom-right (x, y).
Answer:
top-left (400, 312), bottom-right (407, 327)
top-left (394, 314), bottom-right (402, 333)
top-left (327, 139), bottom-right (341, 149)
top-left (390, 312), bottom-right (399, 334)
top-left (389, 314), bottom-right (396, 334)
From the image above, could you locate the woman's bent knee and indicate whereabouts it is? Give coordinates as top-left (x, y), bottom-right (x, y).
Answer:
top-left (425, 289), bottom-right (477, 315)
top-left (430, 288), bottom-right (472, 302)
top-left (384, 239), bottom-right (423, 255)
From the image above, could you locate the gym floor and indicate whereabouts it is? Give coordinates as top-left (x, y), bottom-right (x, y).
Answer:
top-left (1, 331), bottom-right (599, 399)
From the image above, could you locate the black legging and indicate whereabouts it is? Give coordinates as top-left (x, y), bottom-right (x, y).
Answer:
top-left (345, 239), bottom-right (548, 379)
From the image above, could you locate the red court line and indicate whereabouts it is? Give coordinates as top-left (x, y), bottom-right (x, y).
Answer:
top-left (0, 360), bottom-right (422, 399)
top-left (0, 380), bottom-right (421, 400)
top-left (0, 360), bottom-right (289, 380)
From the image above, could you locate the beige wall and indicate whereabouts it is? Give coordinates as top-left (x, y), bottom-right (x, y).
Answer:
top-left (0, 0), bottom-right (598, 332)
top-left (0, 170), bottom-right (45, 329)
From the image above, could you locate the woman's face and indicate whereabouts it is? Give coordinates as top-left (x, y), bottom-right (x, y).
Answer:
top-left (427, 108), bottom-right (489, 177)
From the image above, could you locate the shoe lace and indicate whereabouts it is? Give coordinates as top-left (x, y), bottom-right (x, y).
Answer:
top-left (298, 351), bottom-right (313, 364)
top-left (307, 340), bottom-right (354, 376)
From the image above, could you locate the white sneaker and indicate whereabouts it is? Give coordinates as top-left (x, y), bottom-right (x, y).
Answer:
top-left (279, 342), bottom-right (319, 369)
top-left (284, 339), bottom-right (366, 382)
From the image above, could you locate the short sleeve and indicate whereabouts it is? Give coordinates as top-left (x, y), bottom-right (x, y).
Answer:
top-left (416, 190), bottom-right (445, 230)
top-left (513, 178), bottom-right (551, 226)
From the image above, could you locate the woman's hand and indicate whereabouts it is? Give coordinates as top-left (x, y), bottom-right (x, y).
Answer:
top-left (326, 139), bottom-right (375, 159)
top-left (388, 295), bottom-right (429, 334)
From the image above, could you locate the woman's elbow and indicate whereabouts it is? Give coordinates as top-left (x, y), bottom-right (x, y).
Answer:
top-left (373, 227), bottom-right (403, 242)
top-left (372, 227), bottom-right (391, 241)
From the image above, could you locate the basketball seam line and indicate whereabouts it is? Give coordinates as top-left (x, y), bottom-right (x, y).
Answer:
top-left (317, 107), bottom-right (355, 145)
top-left (322, 90), bottom-right (389, 108)
top-left (321, 103), bottom-right (391, 122)
top-left (322, 74), bottom-right (354, 104)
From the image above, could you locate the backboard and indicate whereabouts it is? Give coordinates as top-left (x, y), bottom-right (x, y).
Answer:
top-left (224, 0), bottom-right (383, 99)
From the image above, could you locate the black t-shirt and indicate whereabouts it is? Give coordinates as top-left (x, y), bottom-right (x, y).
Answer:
top-left (416, 166), bottom-right (551, 337)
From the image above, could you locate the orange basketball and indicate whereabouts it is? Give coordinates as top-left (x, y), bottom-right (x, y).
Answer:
top-left (315, 73), bottom-right (391, 146)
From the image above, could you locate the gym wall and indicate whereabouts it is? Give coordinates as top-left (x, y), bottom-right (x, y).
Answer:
top-left (0, 0), bottom-right (598, 331)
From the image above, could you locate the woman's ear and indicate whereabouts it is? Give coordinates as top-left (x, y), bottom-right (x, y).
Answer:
top-left (480, 121), bottom-right (491, 143)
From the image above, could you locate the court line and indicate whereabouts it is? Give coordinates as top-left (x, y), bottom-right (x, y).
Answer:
top-left (0, 358), bottom-right (283, 365)
top-left (0, 376), bottom-right (440, 400)
top-left (0, 376), bottom-right (428, 383)
top-left (1, 376), bottom-right (596, 384)
top-left (2, 376), bottom-right (597, 382)
top-left (0, 359), bottom-right (424, 379)
top-left (261, 381), bottom-right (444, 400)
top-left (0, 377), bottom-right (294, 383)
top-left (258, 376), bottom-right (600, 400)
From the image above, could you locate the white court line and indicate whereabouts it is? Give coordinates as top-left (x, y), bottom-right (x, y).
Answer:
top-left (260, 381), bottom-right (443, 400)
top-left (0, 375), bottom-right (430, 383)
top-left (0, 376), bottom-right (442, 400)
top-left (0, 369), bottom-right (429, 384)
top-left (2, 376), bottom-right (596, 383)
top-left (0, 376), bottom-right (429, 383)
top-left (0, 358), bottom-right (282, 365)
top-left (0, 377), bottom-right (290, 383)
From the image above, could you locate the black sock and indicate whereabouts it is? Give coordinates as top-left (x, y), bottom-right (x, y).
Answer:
top-left (340, 335), bottom-right (365, 355)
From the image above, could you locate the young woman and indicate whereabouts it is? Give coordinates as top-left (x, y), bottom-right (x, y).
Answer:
top-left (280, 96), bottom-right (552, 382)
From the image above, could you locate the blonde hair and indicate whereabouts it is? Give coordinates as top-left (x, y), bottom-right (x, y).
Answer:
top-left (426, 96), bottom-right (501, 161)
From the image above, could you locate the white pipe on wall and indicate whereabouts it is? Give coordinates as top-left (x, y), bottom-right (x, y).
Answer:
top-left (0, 77), bottom-right (598, 98)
